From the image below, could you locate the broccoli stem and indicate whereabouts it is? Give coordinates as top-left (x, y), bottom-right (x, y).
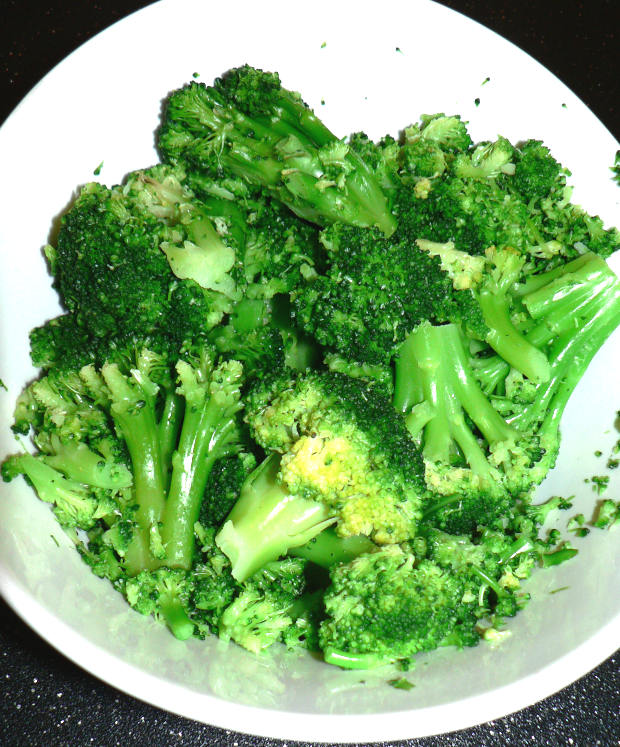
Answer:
top-left (512, 280), bottom-right (620, 434)
top-left (395, 323), bottom-right (516, 473)
top-left (215, 454), bottom-right (336, 582)
top-left (541, 547), bottom-right (579, 567)
top-left (160, 407), bottom-right (239, 570)
top-left (289, 528), bottom-right (376, 568)
top-left (323, 648), bottom-right (388, 669)
top-left (160, 361), bottom-right (243, 570)
top-left (101, 364), bottom-right (167, 575)
top-left (157, 392), bottom-right (183, 487)
top-left (479, 290), bottom-right (550, 383)
top-left (158, 590), bottom-right (195, 640)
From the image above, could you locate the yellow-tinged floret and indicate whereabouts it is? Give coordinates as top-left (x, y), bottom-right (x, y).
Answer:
top-left (246, 371), bottom-right (426, 543)
top-left (280, 431), bottom-right (419, 543)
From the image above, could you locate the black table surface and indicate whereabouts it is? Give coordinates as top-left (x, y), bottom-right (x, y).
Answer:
top-left (2, 2), bottom-right (619, 745)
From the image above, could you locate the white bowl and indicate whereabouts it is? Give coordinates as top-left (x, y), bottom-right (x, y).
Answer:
top-left (1, 0), bottom-right (618, 741)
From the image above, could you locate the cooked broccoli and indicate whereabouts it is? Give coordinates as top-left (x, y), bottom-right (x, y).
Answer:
top-left (5, 65), bottom-right (620, 671)
top-left (320, 546), bottom-right (480, 669)
top-left (4, 346), bottom-right (244, 575)
top-left (216, 371), bottom-right (425, 580)
top-left (159, 65), bottom-right (396, 236)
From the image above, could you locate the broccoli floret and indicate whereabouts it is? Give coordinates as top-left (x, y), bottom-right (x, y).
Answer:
top-left (2, 454), bottom-right (118, 530)
top-left (247, 371), bottom-right (425, 543)
top-left (218, 557), bottom-right (310, 653)
top-left (394, 322), bottom-right (528, 533)
top-left (125, 568), bottom-right (195, 640)
top-left (199, 451), bottom-right (257, 528)
top-left (293, 221), bottom-right (485, 365)
top-left (499, 253), bottom-right (620, 479)
top-left (6, 346), bottom-right (245, 576)
top-left (417, 241), bottom-right (551, 383)
top-left (216, 371), bottom-right (425, 581)
top-left (592, 500), bottom-right (620, 529)
top-left (34, 167), bottom-right (235, 370)
top-left (320, 546), bottom-right (480, 669)
top-left (525, 495), bottom-right (573, 526)
top-left (158, 65), bottom-right (396, 236)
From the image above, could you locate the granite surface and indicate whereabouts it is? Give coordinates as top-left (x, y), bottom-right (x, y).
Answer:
top-left (1, 1), bottom-right (619, 745)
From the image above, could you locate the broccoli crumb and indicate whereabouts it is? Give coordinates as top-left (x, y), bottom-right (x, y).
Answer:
top-left (474, 98), bottom-right (480, 107)
top-left (93, 161), bottom-right (103, 176)
top-left (590, 475), bottom-right (610, 495)
top-left (594, 450), bottom-right (603, 457)
top-left (481, 76), bottom-right (490, 85)
top-left (567, 514), bottom-right (589, 538)
top-left (592, 500), bottom-right (620, 529)
top-left (388, 677), bottom-right (415, 690)
top-left (612, 151), bottom-right (620, 186)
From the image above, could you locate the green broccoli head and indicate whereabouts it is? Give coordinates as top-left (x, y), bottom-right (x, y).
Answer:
top-left (159, 65), bottom-right (397, 236)
top-left (293, 221), bottom-right (486, 366)
top-left (319, 545), bottom-right (480, 669)
top-left (218, 557), bottom-right (309, 654)
top-left (246, 370), bottom-right (426, 544)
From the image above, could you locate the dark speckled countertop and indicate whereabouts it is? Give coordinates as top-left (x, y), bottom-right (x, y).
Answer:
top-left (1, 1), bottom-right (619, 745)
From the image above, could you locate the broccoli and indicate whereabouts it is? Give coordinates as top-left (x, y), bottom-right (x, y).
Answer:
top-left (4, 346), bottom-right (244, 576)
top-left (293, 220), bottom-right (486, 366)
top-left (398, 127), bottom-right (619, 262)
top-left (6, 65), bottom-right (620, 669)
top-left (125, 568), bottom-right (196, 640)
top-left (199, 451), bottom-right (257, 528)
top-left (395, 322), bottom-right (528, 533)
top-left (31, 167), bottom-right (233, 370)
top-left (159, 65), bottom-right (396, 236)
top-left (218, 557), bottom-right (311, 653)
top-left (319, 546), bottom-right (480, 669)
top-left (216, 371), bottom-right (425, 581)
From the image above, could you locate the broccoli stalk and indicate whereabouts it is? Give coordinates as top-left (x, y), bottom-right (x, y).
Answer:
top-left (477, 247), bottom-right (550, 383)
top-left (289, 528), bottom-right (376, 568)
top-left (160, 358), bottom-right (243, 569)
top-left (216, 454), bottom-right (336, 582)
top-left (395, 322), bottom-right (516, 474)
top-left (101, 362), bottom-right (169, 575)
top-left (508, 254), bottom-right (620, 457)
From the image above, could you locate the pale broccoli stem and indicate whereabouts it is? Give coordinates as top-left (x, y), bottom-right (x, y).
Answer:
top-left (512, 272), bottom-right (620, 437)
top-left (102, 364), bottom-right (167, 575)
top-left (160, 361), bottom-right (243, 570)
top-left (290, 528), bottom-right (376, 568)
top-left (216, 454), bottom-right (336, 582)
top-left (394, 323), bottom-right (516, 476)
top-left (478, 249), bottom-right (550, 384)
